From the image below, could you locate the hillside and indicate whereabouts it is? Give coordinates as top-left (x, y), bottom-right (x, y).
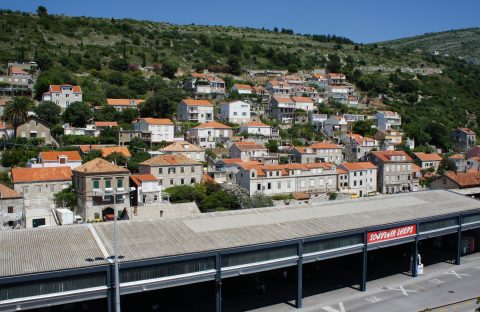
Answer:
top-left (376, 28), bottom-right (480, 64)
top-left (1, 9), bottom-right (480, 152)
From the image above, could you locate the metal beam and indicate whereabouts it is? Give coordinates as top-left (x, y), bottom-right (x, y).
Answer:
top-left (455, 216), bottom-right (462, 265)
top-left (296, 243), bottom-right (303, 309)
top-left (360, 232), bottom-right (367, 292)
top-left (215, 254), bottom-right (222, 312)
top-left (411, 237), bottom-right (419, 277)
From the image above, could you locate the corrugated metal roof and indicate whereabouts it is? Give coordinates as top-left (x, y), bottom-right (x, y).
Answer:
top-left (1, 191), bottom-right (479, 277)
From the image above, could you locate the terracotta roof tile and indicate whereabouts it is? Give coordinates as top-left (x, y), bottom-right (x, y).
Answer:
top-left (12, 167), bottom-right (72, 183)
top-left (140, 154), bottom-right (201, 166)
top-left (137, 118), bottom-right (174, 126)
top-left (106, 99), bottom-right (144, 106)
top-left (234, 84), bottom-right (254, 91)
top-left (371, 150), bottom-right (413, 162)
top-left (449, 154), bottom-right (465, 160)
top-left (181, 99), bottom-right (213, 107)
top-left (95, 121), bottom-right (118, 127)
top-left (130, 174), bottom-right (158, 186)
top-left (160, 141), bottom-right (204, 152)
top-left (340, 162), bottom-right (377, 171)
top-left (414, 152), bottom-right (442, 162)
top-left (445, 171), bottom-right (480, 188)
top-left (0, 183), bottom-right (22, 199)
top-left (73, 158), bottom-right (129, 174)
top-left (49, 85), bottom-right (82, 93)
top-left (193, 121), bottom-right (231, 129)
top-left (310, 142), bottom-right (343, 149)
top-left (241, 121), bottom-right (270, 127)
top-left (232, 142), bottom-right (267, 151)
top-left (39, 151), bottom-right (82, 162)
top-left (101, 146), bottom-right (131, 158)
top-left (291, 96), bottom-right (313, 103)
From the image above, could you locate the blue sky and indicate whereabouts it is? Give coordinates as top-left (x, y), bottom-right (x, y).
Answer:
top-left (1, 0), bottom-right (479, 43)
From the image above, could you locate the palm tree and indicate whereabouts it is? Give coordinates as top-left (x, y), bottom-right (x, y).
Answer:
top-left (2, 96), bottom-right (33, 140)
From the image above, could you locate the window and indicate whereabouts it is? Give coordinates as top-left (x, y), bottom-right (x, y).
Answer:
top-left (257, 184), bottom-right (261, 191)
top-left (159, 168), bottom-right (163, 174)
top-left (181, 167), bottom-right (185, 173)
top-left (310, 179), bottom-right (315, 187)
top-left (37, 185), bottom-right (42, 192)
top-left (191, 166), bottom-right (195, 173)
top-left (251, 172), bottom-right (255, 178)
top-left (191, 178), bottom-right (196, 184)
top-left (267, 183), bottom-right (271, 190)
top-left (168, 167), bottom-right (175, 174)
top-left (170, 179), bottom-right (174, 185)
top-left (7, 206), bottom-right (13, 213)
top-left (49, 185), bottom-right (54, 192)
top-left (105, 180), bottom-right (112, 189)
top-left (181, 178), bottom-right (184, 185)
top-left (117, 179), bottom-right (123, 188)
top-left (93, 180), bottom-right (100, 189)
top-left (354, 181), bottom-right (357, 186)
top-left (287, 181), bottom-right (291, 188)
top-left (278, 182), bottom-right (281, 189)
top-left (300, 180), bottom-right (305, 188)
top-left (159, 179), bottom-right (163, 185)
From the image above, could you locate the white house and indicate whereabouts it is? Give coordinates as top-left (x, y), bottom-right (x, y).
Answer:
top-left (229, 142), bottom-right (278, 164)
top-left (160, 141), bottom-right (206, 162)
top-left (106, 98), bottom-right (144, 111)
top-left (177, 99), bottom-right (214, 123)
top-left (292, 96), bottom-right (314, 111)
top-left (327, 73), bottom-right (347, 85)
top-left (338, 162), bottom-right (378, 197)
top-left (187, 73), bottom-right (226, 96)
top-left (188, 121), bottom-right (233, 148)
top-left (307, 73), bottom-right (328, 88)
top-left (413, 152), bottom-right (442, 172)
top-left (130, 174), bottom-right (163, 207)
top-left (239, 121), bottom-right (273, 136)
top-left (133, 118), bottom-right (174, 143)
top-left (42, 84), bottom-right (82, 110)
top-left (236, 162), bottom-right (338, 196)
top-left (271, 97), bottom-right (295, 124)
top-left (326, 85), bottom-right (349, 102)
top-left (232, 84), bottom-right (254, 95)
top-left (323, 115), bottom-right (349, 138)
top-left (292, 142), bottom-right (344, 164)
top-left (27, 151), bottom-right (82, 169)
top-left (375, 111), bottom-right (402, 131)
top-left (265, 80), bottom-right (292, 97)
top-left (220, 100), bottom-right (251, 124)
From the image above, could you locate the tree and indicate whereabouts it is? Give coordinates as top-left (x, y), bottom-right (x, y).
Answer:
top-left (326, 53), bottom-right (342, 73)
top-left (108, 57), bottom-right (129, 71)
top-left (160, 60), bottom-right (179, 79)
top-left (266, 140), bottom-right (279, 153)
top-left (36, 6), bottom-right (48, 16)
top-left (199, 190), bottom-right (234, 212)
top-left (34, 101), bottom-right (62, 125)
top-left (62, 102), bottom-right (92, 127)
top-left (2, 97), bottom-right (33, 138)
top-left (54, 185), bottom-right (77, 210)
top-left (105, 152), bottom-right (127, 166)
top-left (352, 120), bottom-right (376, 137)
top-left (164, 185), bottom-right (195, 203)
top-left (98, 127), bottom-right (118, 144)
top-left (227, 57), bottom-right (241, 75)
top-left (139, 95), bottom-right (175, 118)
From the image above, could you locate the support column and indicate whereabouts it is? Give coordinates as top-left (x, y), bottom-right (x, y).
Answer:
top-left (215, 254), bottom-right (222, 312)
top-left (411, 237), bottom-right (419, 277)
top-left (107, 265), bottom-right (113, 312)
top-left (296, 242), bottom-right (303, 309)
top-left (455, 218), bottom-right (462, 265)
top-left (360, 245), bottom-right (367, 292)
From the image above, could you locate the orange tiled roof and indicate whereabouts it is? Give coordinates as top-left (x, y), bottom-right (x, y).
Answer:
top-left (73, 158), bottom-right (129, 174)
top-left (140, 154), bottom-right (201, 166)
top-left (232, 142), bottom-right (266, 151)
top-left (160, 141), bottom-right (204, 152)
top-left (130, 174), bottom-right (158, 186)
top-left (78, 145), bottom-right (103, 153)
top-left (458, 128), bottom-right (476, 135)
top-left (0, 183), bottom-right (22, 199)
top-left (234, 84), bottom-right (254, 90)
top-left (137, 118), bottom-right (174, 125)
top-left (49, 85), bottom-right (82, 93)
top-left (12, 167), bottom-right (72, 183)
top-left (181, 99), bottom-right (213, 106)
top-left (95, 121), bottom-right (118, 127)
top-left (241, 121), bottom-right (270, 127)
top-left (445, 171), bottom-right (480, 188)
top-left (106, 99), bottom-right (145, 106)
top-left (10, 66), bottom-right (28, 75)
top-left (340, 162), bottom-right (377, 171)
top-left (101, 146), bottom-right (132, 158)
top-left (310, 142), bottom-right (343, 149)
top-left (414, 152), bottom-right (442, 162)
top-left (193, 121), bottom-right (231, 129)
top-left (371, 150), bottom-right (413, 162)
top-left (449, 154), bottom-right (465, 160)
top-left (39, 151), bottom-right (81, 162)
top-left (291, 96), bottom-right (313, 103)
top-left (273, 97), bottom-right (293, 103)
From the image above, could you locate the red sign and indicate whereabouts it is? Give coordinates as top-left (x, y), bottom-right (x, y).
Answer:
top-left (367, 224), bottom-right (417, 244)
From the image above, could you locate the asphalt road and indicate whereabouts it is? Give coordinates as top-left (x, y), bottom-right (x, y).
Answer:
top-left (253, 253), bottom-right (480, 312)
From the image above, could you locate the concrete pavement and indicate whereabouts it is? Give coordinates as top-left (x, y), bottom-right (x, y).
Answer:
top-left (252, 253), bottom-right (480, 312)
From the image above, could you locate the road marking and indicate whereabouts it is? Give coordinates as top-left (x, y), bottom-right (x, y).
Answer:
top-left (429, 278), bottom-right (445, 285)
top-left (322, 302), bottom-right (346, 312)
top-left (444, 270), bottom-right (470, 279)
top-left (473, 265), bottom-right (480, 270)
top-left (365, 296), bottom-right (383, 304)
top-left (385, 285), bottom-right (418, 296)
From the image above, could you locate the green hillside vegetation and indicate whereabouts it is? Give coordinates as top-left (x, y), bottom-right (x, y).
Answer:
top-left (1, 9), bottom-right (480, 152)
top-left (376, 28), bottom-right (480, 64)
